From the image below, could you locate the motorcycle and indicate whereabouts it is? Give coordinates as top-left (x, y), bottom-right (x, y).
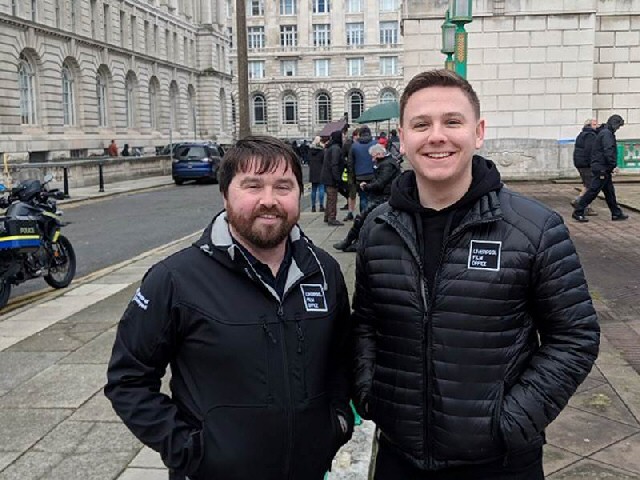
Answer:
top-left (0, 174), bottom-right (76, 309)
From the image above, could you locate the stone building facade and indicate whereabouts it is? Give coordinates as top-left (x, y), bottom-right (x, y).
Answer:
top-left (230, 0), bottom-right (404, 140)
top-left (0, 0), bottom-right (233, 162)
top-left (402, 0), bottom-right (640, 178)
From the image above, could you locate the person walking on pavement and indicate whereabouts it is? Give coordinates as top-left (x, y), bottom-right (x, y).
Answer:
top-left (572, 114), bottom-right (629, 222)
top-left (105, 136), bottom-right (354, 480)
top-left (349, 125), bottom-right (377, 214)
top-left (322, 130), bottom-right (346, 226)
top-left (351, 69), bottom-right (600, 480)
top-left (342, 128), bottom-right (359, 221)
top-left (333, 144), bottom-right (400, 253)
top-left (571, 118), bottom-right (599, 216)
top-left (309, 136), bottom-right (326, 212)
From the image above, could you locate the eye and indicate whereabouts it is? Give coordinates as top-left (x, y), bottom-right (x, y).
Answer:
top-left (276, 183), bottom-right (293, 191)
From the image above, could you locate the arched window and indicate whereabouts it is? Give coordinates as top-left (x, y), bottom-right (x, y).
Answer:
top-left (380, 89), bottom-right (397, 104)
top-left (149, 79), bottom-right (159, 130)
top-left (125, 72), bottom-right (137, 128)
top-left (18, 54), bottom-right (37, 125)
top-left (282, 93), bottom-right (297, 125)
top-left (96, 71), bottom-right (108, 127)
top-left (62, 64), bottom-right (76, 126)
top-left (349, 90), bottom-right (364, 122)
top-left (219, 88), bottom-right (227, 131)
top-left (252, 94), bottom-right (267, 125)
top-left (315, 92), bottom-right (331, 124)
top-left (169, 81), bottom-right (179, 130)
top-left (188, 85), bottom-right (196, 132)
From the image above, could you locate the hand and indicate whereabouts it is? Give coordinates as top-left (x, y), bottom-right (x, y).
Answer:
top-left (359, 182), bottom-right (367, 190)
top-left (613, 167), bottom-right (620, 175)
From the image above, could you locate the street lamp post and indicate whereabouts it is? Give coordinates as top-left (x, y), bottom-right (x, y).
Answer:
top-left (441, 10), bottom-right (456, 72)
top-left (449, 0), bottom-right (473, 79)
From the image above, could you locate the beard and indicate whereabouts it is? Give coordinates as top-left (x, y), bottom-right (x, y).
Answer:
top-left (227, 205), bottom-right (299, 250)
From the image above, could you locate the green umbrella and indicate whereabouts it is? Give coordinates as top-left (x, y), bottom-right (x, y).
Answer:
top-left (354, 101), bottom-right (399, 124)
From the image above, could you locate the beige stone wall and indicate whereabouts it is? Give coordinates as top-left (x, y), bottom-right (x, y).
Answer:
top-left (0, 0), bottom-right (232, 161)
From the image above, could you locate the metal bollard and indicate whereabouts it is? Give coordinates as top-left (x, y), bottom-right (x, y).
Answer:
top-left (62, 167), bottom-right (70, 198)
top-left (98, 163), bottom-right (105, 192)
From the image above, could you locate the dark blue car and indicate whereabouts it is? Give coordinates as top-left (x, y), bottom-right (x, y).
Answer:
top-left (171, 143), bottom-right (225, 185)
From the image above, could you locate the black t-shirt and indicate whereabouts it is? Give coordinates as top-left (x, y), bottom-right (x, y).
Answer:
top-left (233, 239), bottom-right (293, 299)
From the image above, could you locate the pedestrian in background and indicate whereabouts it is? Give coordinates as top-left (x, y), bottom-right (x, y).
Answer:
top-left (349, 125), bottom-right (377, 213)
top-left (107, 139), bottom-right (118, 157)
top-left (377, 131), bottom-right (388, 149)
top-left (572, 114), bottom-right (629, 222)
top-left (322, 130), bottom-right (346, 226)
top-left (571, 118), bottom-right (599, 216)
top-left (121, 144), bottom-right (130, 157)
top-left (342, 128), bottom-right (359, 221)
top-left (105, 135), bottom-right (354, 480)
top-left (352, 69), bottom-right (599, 480)
top-left (300, 139), bottom-right (310, 165)
top-left (309, 136), bottom-right (326, 212)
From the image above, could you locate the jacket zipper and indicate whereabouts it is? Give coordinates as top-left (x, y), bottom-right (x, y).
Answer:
top-left (278, 304), bottom-right (295, 480)
top-left (295, 318), bottom-right (307, 399)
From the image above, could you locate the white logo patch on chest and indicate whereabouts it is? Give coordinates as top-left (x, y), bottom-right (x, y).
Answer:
top-left (300, 284), bottom-right (328, 312)
top-left (467, 240), bottom-right (502, 271)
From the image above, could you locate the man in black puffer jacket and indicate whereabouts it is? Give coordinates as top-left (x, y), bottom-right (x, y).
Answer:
top-left (573, 114), bottom-right (629, 222)
top-left (571, 118), bottom-right (598, 215)
top-left (351, 70), bottom-right (600, 480)
top-left (105, 136), bottom-right (353, 480)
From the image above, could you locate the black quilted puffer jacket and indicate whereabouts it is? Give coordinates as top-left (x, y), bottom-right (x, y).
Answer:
top-left (351, 179), bottom-right (600, 470)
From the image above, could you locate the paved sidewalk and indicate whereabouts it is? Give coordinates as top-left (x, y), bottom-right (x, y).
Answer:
top-left (0, 175), bottom-right (639, 479)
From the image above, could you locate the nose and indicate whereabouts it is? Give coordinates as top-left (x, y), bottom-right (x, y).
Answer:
top-left (428, 123), bottom-right (447, 144)
top-left (259, 186), bottom-right (277, 207)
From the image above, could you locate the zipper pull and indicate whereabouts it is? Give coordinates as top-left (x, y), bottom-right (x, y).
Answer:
top-left (277, 305), bottom-right (284, 318)
top-left (295, 320), bottom-right (305, 353)
top-left (262, 320), bottom-right (277, 344)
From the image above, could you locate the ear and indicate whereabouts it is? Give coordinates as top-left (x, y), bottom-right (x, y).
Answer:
top-left (475, 118), bottom-right (486, 150)
top-left (398, 126), bottom-right (406, 154)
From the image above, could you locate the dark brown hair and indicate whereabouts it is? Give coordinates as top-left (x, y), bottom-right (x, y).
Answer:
top-left (218, 136), bottom-right (303, 197)
top-left (400, 69), bottom-right (481, 124)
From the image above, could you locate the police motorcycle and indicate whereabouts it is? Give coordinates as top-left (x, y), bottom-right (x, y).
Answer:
top-left (0, 174), bottom-right (76, 309)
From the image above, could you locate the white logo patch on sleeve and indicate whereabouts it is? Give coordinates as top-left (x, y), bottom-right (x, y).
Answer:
top-left (300, 284), bottom-right (328, 312)
top-left (468, 240), bottom-right (502, 271)
top-left (133, 288), bottom-right (150, 310)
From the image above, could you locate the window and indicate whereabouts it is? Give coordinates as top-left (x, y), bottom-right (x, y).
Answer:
top-left (314, 59), bottom-right (330, 77)
top-left (11, 0), bottom-right (17, 16)
top-left (31, 0), bottom-right (37, 21)
top-left (18, 54), bottom-right (37, 125)
top-left (125, 73), bottom-right (137, 128)
top-left (248, 26), bottom-right (265, 49)
top-left (247, 0), bottom-right (264, 16)
top-left (103, 4), bottom-right (110, 42)
top-left (90, 0), bottom-right (97, 37)
top-left (346, 23), bottom-right (364, 46)
top-left (313, 24), bottom-right (331, 47)
top-left (252, 94), bottom-right (267, 125)
top-left (62, 65), bottom-right (76, 126)
top-left (313, 0), bottom-right (330, 14)
top-left (249, 61), bottom-right (265, 79)
top-left (349, 91), bottom-right (364, 122)
top-left (281, 60), bottom-right (297, 77)
top-left (120, 10), bottom-right (125, 46)
top-left (347, 57), bottom-right (364, 76)
top-left (280, 0), bottom-right (296, 15)
top-left (346, 0), bottom-right (362, 13)
top-left (380, 56), bottom-right (397, 75)
top-left (184, 37), bottom-right (188, 64)
top-left (188, 87), bottom-right (196, 132)
top-left (154, 25), bottom-right (159, 54)
top-left (379, 0), bottom-right (397, 11)
top-left (280, 25), bottom-right (298, 47)
top-left (70, 0), bottom-right (76, 32)
top-left (231, 96), bottom-right (237, 129)
top-left (282, 94), bottom-right (297, 124)
top-left (131, 16), bottom-right (136, 49)
top-left (165, 30), bottom-right (170, 58)
top-left (315, 93), bottom-right (331, 124)
top-left (220, 88), bottom-right (227, 131)
top-left (144, 21), bottom-right (150, 53)
top-left (380, 90), bottom-right (397, 104)
top-left (148, 80), bottom-right (158, 130)
top-left (97, 72), bottom-right (108, 127)
top-left (169, 82), bottom-right (179, 129)
top-left (379, 21), bottom-right (398, 45)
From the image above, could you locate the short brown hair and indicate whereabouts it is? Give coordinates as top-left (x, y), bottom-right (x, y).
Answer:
top-left (400, 69), bottom-right (481, 124)
top-left (218, 136), bottom-right (303, 197)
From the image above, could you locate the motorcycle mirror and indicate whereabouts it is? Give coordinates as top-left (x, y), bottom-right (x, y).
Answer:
top-left (44, 173), bottom-right (54, 184)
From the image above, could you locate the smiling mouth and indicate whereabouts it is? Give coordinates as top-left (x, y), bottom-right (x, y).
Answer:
top-left (425, 152), bottom-right (454, 159)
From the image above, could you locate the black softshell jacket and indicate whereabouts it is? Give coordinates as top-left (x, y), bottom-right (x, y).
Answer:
top-left (105, 213), bottom-right (353, 480)
top-left (351, 164), bottom-right (600, 471)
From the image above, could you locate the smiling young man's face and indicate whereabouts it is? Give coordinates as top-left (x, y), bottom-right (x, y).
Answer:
top-left (399, 86), bottom-right (485, 193)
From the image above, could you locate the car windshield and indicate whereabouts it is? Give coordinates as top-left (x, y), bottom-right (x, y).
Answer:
top-left (176, 146), bottom-right (207, 160)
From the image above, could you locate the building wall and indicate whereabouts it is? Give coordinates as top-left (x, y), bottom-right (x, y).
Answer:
top-left (0, 0), bottom-right (232, 162)
top-left (230, 0), bottom-right (404, 139)
top-left (401, 0), bottom-right (640, 177)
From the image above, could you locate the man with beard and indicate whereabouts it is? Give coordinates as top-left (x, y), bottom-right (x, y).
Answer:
top-left (105, 136), bottom-right (354, 480)
top-left (351, 70), bottom-right (599, 479)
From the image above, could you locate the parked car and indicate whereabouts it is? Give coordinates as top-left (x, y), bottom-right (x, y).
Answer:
top-left (171, 143), bottom-right (225, 185)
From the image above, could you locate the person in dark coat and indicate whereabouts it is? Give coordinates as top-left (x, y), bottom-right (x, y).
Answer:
top-left (341, 128), bottom-right (359, 221)
top-left (105, 136), bottom-right (354, 480)
top-left (572, 114), bottom-right (629, 222)
top-left (309, 136), bottom-right (325, 212)
top-left (121, 143), bottom-right (130, 156)
top-left (571, 118), bottom-right (599, 215)
top-left (349, 126), bottom-right (377, 213)
top-left (333, 144), bottom-right (400, 252)
top-left (322, 131), bottom-right (345, 226)
top-left (299, 139), bottom-right (310, 165)
top-left (351, 69), bottom-right (599, 480)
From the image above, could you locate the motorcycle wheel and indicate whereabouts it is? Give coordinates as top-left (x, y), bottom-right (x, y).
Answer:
top-left (44, 235), bottom-right (77, 289)
top-left (0, 280), bottom-right (11, 309)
